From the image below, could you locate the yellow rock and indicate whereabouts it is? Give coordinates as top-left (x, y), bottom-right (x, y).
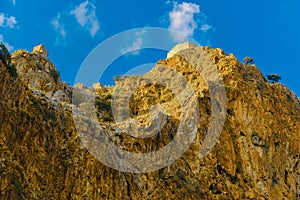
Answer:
top-left (167, 42), bottom-right (197, 58)
top-left (32, 44), bottom-right (48, 57)
top-left (92, 82), bottom-right (102, 90)
top-left (0, 44), bottom-right (299, 199)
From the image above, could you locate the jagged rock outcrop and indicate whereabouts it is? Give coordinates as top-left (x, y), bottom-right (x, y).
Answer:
top-left (167, 42), bottom-right (197, 58)
top-left (11, 47), bottom-right (72, 103)
top-left (0, 44), bottom-right (299, 199)
top-left (32, 44), bottom-right (48, 57)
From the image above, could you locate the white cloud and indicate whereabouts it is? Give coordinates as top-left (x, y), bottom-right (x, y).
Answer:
top-left (51, 14), bottom-right (66, 37)
top-left (71, 1), bottom-right (88, 26)
top-left (6, 16), bottom-right (17, 28)
top-left (51, 14), bottom-right (67, 45)
top-left (70, 1), bottom-right (100, 37)
top-left (168, 2), bottom-right (200, 42)
top-left (10, 0), bottom-right (16, 5)
top-left (0, 13), bottom-right (17, 28)
top-left (120, 31), bottom-right (146, 55)
top-left (0, 16), bottom-right (3, 27)
top-left (121, 37), bottom-right (143, 55)
top-left (0, 34), bottom-right (14, 51)
top-left (166, 0), bottom-right (172, 4)
top-left (200, 24), bottom-right (212, 32)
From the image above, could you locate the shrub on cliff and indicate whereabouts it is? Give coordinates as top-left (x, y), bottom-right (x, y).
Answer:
top-left (0, 43), bottom-right (18, 78)
top-left (267, 74), bottom-right (281, 83)
top-left (112, 74), bottom-right (123, 82)
top-left (0, 43), bottom-right (11, 66)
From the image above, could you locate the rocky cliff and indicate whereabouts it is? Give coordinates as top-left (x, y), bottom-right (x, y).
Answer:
top-left (0, 44), bottom-right (299, 199)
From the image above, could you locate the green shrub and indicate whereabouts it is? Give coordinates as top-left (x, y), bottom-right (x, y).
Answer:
top-left (11, 179), bottom-right (23, 198)
top-left (112, 74), bottom-right (124, 82)
top-left (0, 43), bottom-right (18, 78)
top-left (0, 43), bottom-right (11, 66)
top-left (103, 93), bottom-right (112, 100)
top-left (267, 74), bottom-right (281, 83)
top-left (7, 63), bottom-right (18, 78)
top-left (95, 97), bottom-right (111, 111)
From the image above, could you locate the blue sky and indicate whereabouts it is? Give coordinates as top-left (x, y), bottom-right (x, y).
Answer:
top-left (1, 0), bottom-right (299, 95)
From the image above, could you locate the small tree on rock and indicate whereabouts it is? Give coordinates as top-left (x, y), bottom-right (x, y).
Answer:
top-left (0, 43), bottom-right (11, 66)
top-left (112, 74), bottom-right (123, 82)
top-left (243, 57), bottom-right (254, 65)
top-left (0, 43), bottom-right (17, 77)
top-left (267, 74), bottom-right (281, 83)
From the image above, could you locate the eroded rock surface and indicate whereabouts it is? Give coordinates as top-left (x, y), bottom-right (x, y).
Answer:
top-left (0, 44), bottom-right (299, 199)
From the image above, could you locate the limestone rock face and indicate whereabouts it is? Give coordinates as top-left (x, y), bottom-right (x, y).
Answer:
top-left (0, 45), bottom-right (299, 199)
top-left (11, 48), bottom-right (71, 102)
top-left (167, 42), bottom-right (197, 58)
top-left (32, 44), bottom-right (48, 57)
top-left (92, 82), bottom-right (102, 90)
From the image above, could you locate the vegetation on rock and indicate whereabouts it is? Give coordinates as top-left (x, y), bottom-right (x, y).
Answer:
top-left (267, 74), bottom-right (282, 83)
top-left (0, 43), bottom-right (17, 78)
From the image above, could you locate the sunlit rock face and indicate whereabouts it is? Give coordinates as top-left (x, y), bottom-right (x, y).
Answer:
top-left (32, 44), bottom-right (49, 57)
top-left (11, 46), bottom-right (71, 102)
top-left (0, 44), bottom-right (299, 199)
top-left (166, 42), bottom-right (197, 58)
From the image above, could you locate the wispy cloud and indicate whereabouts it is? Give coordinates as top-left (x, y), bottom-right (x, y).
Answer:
top-left (51, 14), bottom-right (67, 45)
top-left (121, 30), bottom-right (146, 55)
top-left (10, 0), bottom-right (16, 5)
top-left (51, 14), bottom-right (66, 37)
top-left (70, 1), bottom-right (100, 37)
top-left (0, 13), bottom-right (17, 28)
top-left (0, 34), bottom-right (14, 51)
top-left (168, 2), bottom-right (200, 42)
top-left (200, 24), bottom-right (212, 32)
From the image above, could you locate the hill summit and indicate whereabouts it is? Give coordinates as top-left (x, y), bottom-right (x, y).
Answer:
top-left (0, 43), bottom-right (299, 199)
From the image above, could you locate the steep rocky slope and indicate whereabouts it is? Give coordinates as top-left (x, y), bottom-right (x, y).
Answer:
top-left (0, 45), bottom-right (299, 199)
